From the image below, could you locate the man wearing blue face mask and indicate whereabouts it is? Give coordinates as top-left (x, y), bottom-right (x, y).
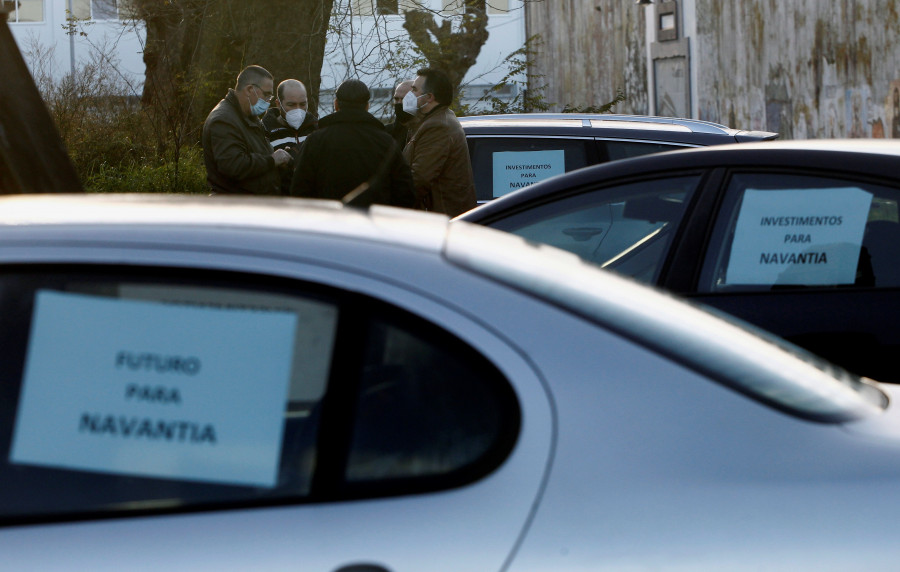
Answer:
top-left (202, 65), bottom-right (291, 195)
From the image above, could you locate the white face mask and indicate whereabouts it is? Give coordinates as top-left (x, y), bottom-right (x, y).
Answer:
top-left (402, 91), bottom-right (422, 115)
top-left (284, 108), bottom-right (306, 130)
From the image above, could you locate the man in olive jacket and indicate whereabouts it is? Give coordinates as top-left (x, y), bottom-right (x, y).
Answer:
top-left (202, 65), bottom-right (291, 195)
top-left (402, 68), bottom-right (476, 217)
top-left (289, 79), bottom-right (415, 209)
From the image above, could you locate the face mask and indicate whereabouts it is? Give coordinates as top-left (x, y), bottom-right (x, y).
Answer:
top-left (251, 98), bottom-right (270, 117)
top-left (394, 103), bottom-right (413, 124)
top-left (284, 108), bottom-right (306, 130)
top-left (402, 91), bottom-right (423, 115)
top-left (249, 87), bottom-right (270, 116)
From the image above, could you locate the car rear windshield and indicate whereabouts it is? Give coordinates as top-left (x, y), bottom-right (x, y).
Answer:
top-left (446, 222), bottom-right (887, 422)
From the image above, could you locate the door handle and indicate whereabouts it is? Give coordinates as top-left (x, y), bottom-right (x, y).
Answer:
top-left (333, 564), bottom-right (392, 572)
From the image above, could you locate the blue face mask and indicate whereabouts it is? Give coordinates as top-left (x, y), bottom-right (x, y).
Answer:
top-left (251, 98), bottom-right (270, 117)
top-left (250, 86), bottom-right (270, 116)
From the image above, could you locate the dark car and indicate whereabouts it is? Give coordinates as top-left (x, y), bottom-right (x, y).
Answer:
top-left (460, 113), bottom-right (778, 203)
top-left (457, 139), bottom-right (900, 383)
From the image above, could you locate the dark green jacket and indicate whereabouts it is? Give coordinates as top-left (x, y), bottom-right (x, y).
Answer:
top-left (202, 90), bottom-right (281, 195)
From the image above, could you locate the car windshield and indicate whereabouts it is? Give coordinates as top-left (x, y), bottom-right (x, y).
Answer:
top-left (489, 176), bottom-right (701, 284)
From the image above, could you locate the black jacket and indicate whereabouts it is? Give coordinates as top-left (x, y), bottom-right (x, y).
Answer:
top-left (201, 89), bottom-right (281, 195)
top-left (262, 108), bottom-right (318, 195)
top-left (289, 108), bottom-right (415, 208)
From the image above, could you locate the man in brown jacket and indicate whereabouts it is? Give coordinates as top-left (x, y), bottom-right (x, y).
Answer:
top-left (202, 65), bottom-right (291, 195)
top-left (402, 68), bottom-right (476, 217)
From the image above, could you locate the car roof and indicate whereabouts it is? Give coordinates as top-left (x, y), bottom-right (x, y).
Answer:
top-left (460, 138), bottom-right (900, 220)
top-left (0, 194), bottom-right (883, 421)
top-left (0, 193), bottom-right (452, 253)
top-left (459, 112), bottom-right (778, 143)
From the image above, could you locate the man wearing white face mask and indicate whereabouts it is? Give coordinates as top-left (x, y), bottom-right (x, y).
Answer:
top-left (263, 79), bottom-right (318, 195)
top-left (202, 65), bottom-right (291, 195)
top-left (402, 68), bottom-right (476, 216)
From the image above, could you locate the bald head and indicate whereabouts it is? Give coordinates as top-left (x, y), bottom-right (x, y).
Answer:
top-left (393, 80), bottom-right (414, 104)
top-left (277, 79), bottom-right (308, 112)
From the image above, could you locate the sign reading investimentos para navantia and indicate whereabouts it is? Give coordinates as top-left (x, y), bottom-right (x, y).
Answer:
top-left (10, 290), bottom-right (297, 488)
top-left (725, 187), bottom-right (873, 286)
top-left (492, 150), bottom-right (565, 198)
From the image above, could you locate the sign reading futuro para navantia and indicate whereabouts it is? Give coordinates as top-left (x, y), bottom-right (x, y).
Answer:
top-left (725, 188), bottom-right (873, 286)
top-left (10, 290), bottom-right (297, 488)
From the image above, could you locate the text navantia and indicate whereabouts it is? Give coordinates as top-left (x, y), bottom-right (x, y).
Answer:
top-left (79, 413), bottom-right (217, 444)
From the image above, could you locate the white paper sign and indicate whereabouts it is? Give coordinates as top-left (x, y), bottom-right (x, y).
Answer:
top-left (492, 150), bottom-right (565, 198)
top-left (10, 290), bottom-right (297, 488)
top-left (726, 188), bottom-right (873, 285)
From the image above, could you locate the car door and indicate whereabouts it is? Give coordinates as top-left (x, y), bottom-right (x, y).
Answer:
top-left (683, 170), bottom-right (900, 383)
top-left (0, 235), bottom-right (554, 571)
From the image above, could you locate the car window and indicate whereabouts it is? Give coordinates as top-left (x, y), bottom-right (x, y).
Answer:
top-left (0, 267), bottom-right (518, 523)
top-left (699, 173), bottom-right (900, 292)
top-left (598, 140), bottom-right (692, 162)
top-left (489, 175), bottom-right (702, 283)
top-left (467, 136), bottom-right (596, 202)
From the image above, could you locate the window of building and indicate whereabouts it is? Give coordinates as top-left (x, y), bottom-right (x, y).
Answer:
top-left (487, 0), bottom-right (509, 14)
top-left (71, 0), bottom-right (120, 20)
top-left (377, 0), bottom-right (398, 14)
top-left (442, 0), bottom-right (463, 15)
top-left (353, 0), bottom-right (375, 16)
top-left (2, 0), bottom-right (44, 22)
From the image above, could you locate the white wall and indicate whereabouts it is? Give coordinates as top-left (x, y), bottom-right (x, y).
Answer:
top-left (8, 0), bottom-right (145, 95)
top-left (9, 0), bottom-right (525, 110)
top-left (321, 0), bottom-right (526, 116)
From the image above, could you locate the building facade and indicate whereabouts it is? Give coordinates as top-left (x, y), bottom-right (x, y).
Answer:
top-left (321, 0), bottom-right (526, 118)
top-left (4, 0), bottom-right (144, 93)
top-left (527, 0), bottom-right (900, 139)
top-left (5, 0), bottom-right (526, 117)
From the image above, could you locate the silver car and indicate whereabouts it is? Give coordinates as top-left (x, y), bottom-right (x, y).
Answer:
top-left (1, 194), bottom-right (899, 571)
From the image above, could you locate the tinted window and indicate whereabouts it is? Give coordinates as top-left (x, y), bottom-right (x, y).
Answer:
top-left (346, 313), bottom-right (514, 485)
top-left (599, 140), bottom-right (691, 162)
top-left (467, 136), bottom-right (595, 202)
top-left (490, 176), bottom-right (701, 283)
top-left (700, 173), bottom-right (900, 291)
top-left (0, 268), bottom-right (518, 523)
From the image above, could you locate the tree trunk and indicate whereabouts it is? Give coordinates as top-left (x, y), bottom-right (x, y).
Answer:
top-left (402, 0), bottom-right (489, 99)
top-left (137, 0), bottom-right (334, 143)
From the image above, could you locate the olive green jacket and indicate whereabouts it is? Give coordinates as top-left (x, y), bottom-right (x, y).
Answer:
top-left (403, 106), bottom-right (476, 216)
top-left (202, 90), bottom-right (281, 195)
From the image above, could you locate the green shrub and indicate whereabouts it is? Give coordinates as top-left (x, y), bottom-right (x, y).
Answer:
top-left (84, 145), bottom-right (207, 194)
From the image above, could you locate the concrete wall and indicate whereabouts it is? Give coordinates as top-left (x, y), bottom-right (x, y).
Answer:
top-left (525, 0), bottom-right (649, 114)
top-left (694, 0), bottom-right (900, 138)
top-left (527, 0), bottom-right (900, 138)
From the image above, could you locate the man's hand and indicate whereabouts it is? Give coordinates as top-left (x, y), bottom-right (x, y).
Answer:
top-left (273, 148), bottom-right (291, 167)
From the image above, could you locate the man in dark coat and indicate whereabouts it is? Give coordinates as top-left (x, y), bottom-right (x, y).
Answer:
top-left (202, 65), bottom-right (291, 195)
top-left (289, 79), bottom-right (415, 209)
top-left (403, 68), bottom-right (476, 216)
top-left (262, 79), bottom-right (318, 195)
